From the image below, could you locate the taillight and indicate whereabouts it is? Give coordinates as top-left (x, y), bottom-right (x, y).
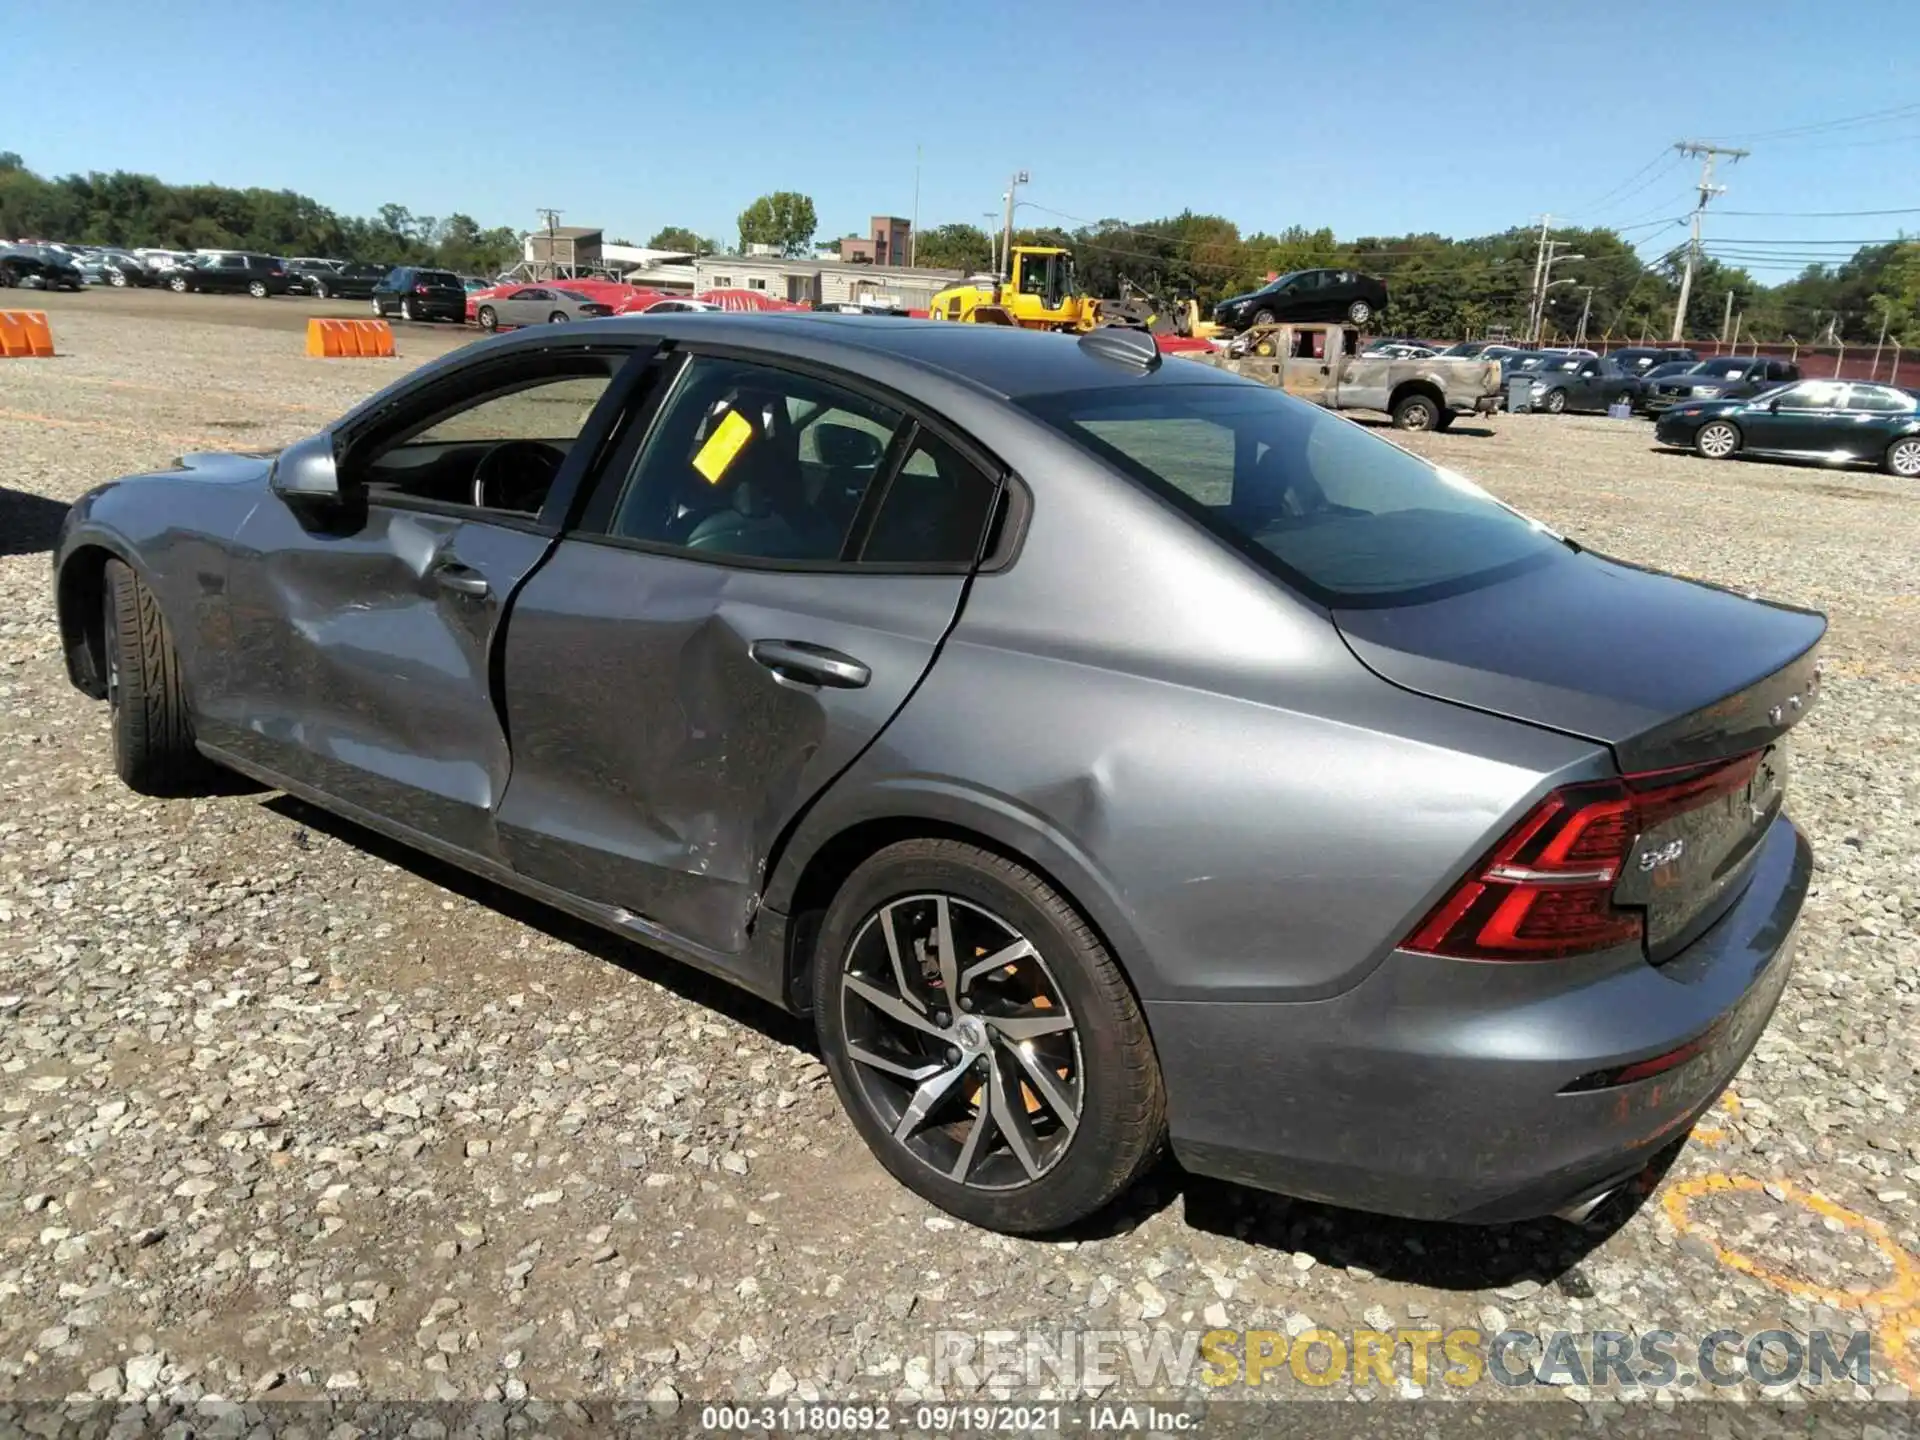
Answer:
top-left (414, 283), bottom-right (430, 294)
top-left (1403, 753), bottom-right (1762, 961)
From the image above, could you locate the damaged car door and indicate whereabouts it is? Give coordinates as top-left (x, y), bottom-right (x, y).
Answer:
top-left (494, 350), bottom-right (1003, 958)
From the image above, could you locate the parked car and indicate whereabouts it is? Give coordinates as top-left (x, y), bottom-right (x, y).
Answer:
top-left (0, 243), bottom-right (83, 290)
top-left (1644, 356), bottom-right (1800, 415)
top-left (1213, 269), bottom-right (1389, 331)
top-left (290, 260), bottom-right (383, 300)
top-left (78, 248), bottom-right (152, 288)
top-left (1606, 346), bottom-right (1697, 375)
top-left (166, 253), bottom-right (292, 297)
top-left (1655, 379), bottom-right (1920, 476)
top-left (639, 297), bottom-right (722, 314)
top-left (1360, 338), bottom-right (1437, 359)
top-left (372, 267), bottom-right (467, 323)
top-left (50, 315), bottom-right (1823, 1234)
top-left (1437, 340), bottom-right (1521, 360)
top-left (1524, 355), bottom-right (1646, 414)
top-left (471, 285), bottom-right (615, 331)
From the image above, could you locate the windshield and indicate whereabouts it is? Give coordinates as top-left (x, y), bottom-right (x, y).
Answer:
top-left (1695, 358), bottom-right (1751, 379)
top-left (1018, 382), bottom-right (1565, 606)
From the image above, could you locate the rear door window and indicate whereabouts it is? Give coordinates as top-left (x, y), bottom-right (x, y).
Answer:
top-left (1021, 382), bottom-right (1565, 605)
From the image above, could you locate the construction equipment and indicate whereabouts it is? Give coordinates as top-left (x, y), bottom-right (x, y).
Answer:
top-left (928, 246), bottom-right (1213, 338)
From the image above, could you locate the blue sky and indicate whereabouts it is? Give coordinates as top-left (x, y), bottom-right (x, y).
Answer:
top-left (5, 0), bottom-right (1916, 276)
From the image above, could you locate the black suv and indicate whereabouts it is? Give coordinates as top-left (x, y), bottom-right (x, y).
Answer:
top-left (1644, 355), bottom-right (1800, 414)
top-left (1213, 268), bottom-right (1389, 331)
top-left (372, 267), bottom-right (466, 323)
top-left (166, 253), bottom-right (292, 297)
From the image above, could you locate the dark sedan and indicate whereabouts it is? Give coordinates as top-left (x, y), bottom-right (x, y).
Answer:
top-left (1655, 379), bottom-right (1920, 477)
top-left (1213, 268), bottom-right (1388, 331)
top-left (1644, 355), bottom-right (1800, 414)
top-left (292, 261), bottom-right (385, 301)
top-left (53, 315), bottom-right (1819, 1234)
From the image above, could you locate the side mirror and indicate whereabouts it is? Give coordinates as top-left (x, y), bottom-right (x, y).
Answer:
top-left (1768, 399), bottom-right (1782, 413)
top-left (270, 431), bottom-right (342, 500)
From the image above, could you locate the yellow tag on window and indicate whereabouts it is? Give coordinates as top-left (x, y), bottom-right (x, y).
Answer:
top-left (692, 409), bottom-right (753, 484)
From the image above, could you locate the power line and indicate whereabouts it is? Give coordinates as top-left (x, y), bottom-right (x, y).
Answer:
top-left (1562, 151), bottom-right (1684, 219)
top-left (1713, 205), bottom-right (1920, 218)
top-left (1707, 101), bottom-right (1920, 143)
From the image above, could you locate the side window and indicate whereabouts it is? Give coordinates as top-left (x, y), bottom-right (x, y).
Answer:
top-left (1847, 385), bottom-right (1913, 414)
top-left (608, 357), bottom-right (904, 562)
top-left (1777, 381), bottom-right (1845, 409)
top-left (862, 430), bottom-right (1000, 565)
top-left (355, 363), bottom-right (618, 512)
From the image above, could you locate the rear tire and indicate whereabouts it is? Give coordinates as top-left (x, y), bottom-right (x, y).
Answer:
top-left (812, 838), bottom-right (1165, 1234)
top-left (548, 311), bottom-right (570, 324)
top-left (247, 280), bottom-right (267, 298)
top-left (1884, 436), bottom-right (1920, 478)
top-left (311, 279), bottom-right (330, 300)
top-left (1347, 299), bottom-right (1373, 326)
top-left (102, 559), bottom-right (212, 796)
top-left (477, 305), bottom-right (498, 332)
top-left (400, 297), bottom-right (417, 322)
top-left (1391, 392), bottom-right (1440, 430)
top-left (168, 275), bottom-right (188, 293)
top-left (1695, 420), bottom-right (1741, 460)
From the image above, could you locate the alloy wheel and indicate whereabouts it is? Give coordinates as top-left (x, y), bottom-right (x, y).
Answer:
top-left (1544, 389), bottom-right (1567, 414)
top-left (1698, 422), bottom-right (1738, 459)
top-left (837, 894), bottom-right (1083, 1190)
top-left (1889, 438), bottom-right (1920, 478)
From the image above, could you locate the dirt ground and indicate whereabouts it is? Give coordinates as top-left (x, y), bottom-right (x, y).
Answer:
top-left (1, 303), bottom-right (1917, 1431)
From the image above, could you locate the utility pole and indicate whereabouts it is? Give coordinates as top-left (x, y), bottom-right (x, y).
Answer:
top-left (910, 144), bottom-right (921, 268)
top-left (1532, 242), bottom-right (1584, 343)
top-left (535, 207), bottom-right (562, 280)
top-left (1001, 170), bottom-right (1028, 285)
top-left (1720, 288), bottom-right (1735, 345)
top-left (1871, 300), bottom-right (1890, 381)
top-left (1670, 140), bottom-right (1747, 342)
top-left (1574, 286), bottom-right (1595, 348)
top-left (982, 212), bottom-right (1000, 277)
top-left (1525, 214), bottom-right (1551, 346)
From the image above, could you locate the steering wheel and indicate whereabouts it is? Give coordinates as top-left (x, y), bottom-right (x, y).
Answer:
top-left (471, 440), bottom-right (565, 513)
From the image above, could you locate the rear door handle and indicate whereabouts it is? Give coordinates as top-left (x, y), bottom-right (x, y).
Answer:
top-left (749, 639), bottom-right (871, 689)
top-left (433, 562), bottom-right (491, 597)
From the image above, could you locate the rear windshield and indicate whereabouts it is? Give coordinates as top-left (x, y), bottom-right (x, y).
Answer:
top-left (419, 271), bottom-right (460, 287)
top-left (1019, 382), bottom-right (1566, 606)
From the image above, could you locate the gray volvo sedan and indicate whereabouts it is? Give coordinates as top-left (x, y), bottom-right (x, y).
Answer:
top-left (52, 315), bottom-right (1820, 1234)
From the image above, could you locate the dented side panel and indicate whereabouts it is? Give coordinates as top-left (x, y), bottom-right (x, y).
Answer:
top-left (492, 540), bottom-right (969, 956)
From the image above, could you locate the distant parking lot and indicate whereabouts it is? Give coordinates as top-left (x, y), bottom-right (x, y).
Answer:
top-left (1, 303), bottom-right (1917, 1413)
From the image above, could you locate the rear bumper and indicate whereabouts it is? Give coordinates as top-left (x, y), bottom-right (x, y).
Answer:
top-left (1153, 815), bottom-right (1810, 1222)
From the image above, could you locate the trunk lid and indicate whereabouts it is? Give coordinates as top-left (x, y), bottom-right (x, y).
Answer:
top-left (1334, 551), bottom-right (1825, 959)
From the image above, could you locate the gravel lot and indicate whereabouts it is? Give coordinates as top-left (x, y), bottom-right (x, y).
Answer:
top-left (2, 304), bottom-right (1918, 1425)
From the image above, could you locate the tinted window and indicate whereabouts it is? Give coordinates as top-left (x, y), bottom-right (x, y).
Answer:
top-left (609, 357), bottom-right (903, 562)
top-left (1695, 358), bottom-right (1750, 379)
top-left (1844, 385), bottom-right (1914, 413)
top-left (1020, 383), bottom-right (1564, 605)
top-left (862, 430), bottom-right (999, 565)
top-left (420, 271), bottom-right (460, 287)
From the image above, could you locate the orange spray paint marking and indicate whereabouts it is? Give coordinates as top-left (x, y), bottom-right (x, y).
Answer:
top-left (1662, 1172), bottom-right (1920, 1389)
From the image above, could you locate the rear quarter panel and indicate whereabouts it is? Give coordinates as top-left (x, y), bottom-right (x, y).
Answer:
top-left (773, 416), bottom-right (1604, 1004)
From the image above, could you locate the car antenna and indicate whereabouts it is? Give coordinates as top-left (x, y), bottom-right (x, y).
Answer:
top-left (1077, 326), bottom-right (1162, 373)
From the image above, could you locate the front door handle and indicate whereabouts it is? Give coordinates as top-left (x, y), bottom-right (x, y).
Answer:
top-left (749, 639), bottom-right (871, 689)
top-left (433, 562), bottom-right (490, 598)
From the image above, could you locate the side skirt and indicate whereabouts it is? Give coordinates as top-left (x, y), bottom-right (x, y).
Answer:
top-left (196, 742), bottom-right (792, 1009)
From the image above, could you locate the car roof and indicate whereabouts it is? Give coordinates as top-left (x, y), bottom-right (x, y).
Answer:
top-left (549, 313), bottom-right (1234, 399)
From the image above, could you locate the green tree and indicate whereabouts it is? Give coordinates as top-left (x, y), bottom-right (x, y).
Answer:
top-left (911, 222), bottom-right (993, 272)
top-left (647, 225), bottom-right (708, 254)
top-left (736, 192), bottom-right (817, 256)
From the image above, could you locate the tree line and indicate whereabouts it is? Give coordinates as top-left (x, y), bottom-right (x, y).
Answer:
top-left (0, 154), bottom-right (520, 275)
top-left (5, 153), bottom-right (1912, 344)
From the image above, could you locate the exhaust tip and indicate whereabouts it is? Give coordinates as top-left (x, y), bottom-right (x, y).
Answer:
top-left (1554, 1188), bottom-right (1617, 1224)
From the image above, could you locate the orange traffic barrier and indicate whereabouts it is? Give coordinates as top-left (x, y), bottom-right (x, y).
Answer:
top-left (0, 310), bottom-right (54, 358)
top-left (305, 318), bottom-right (395, 358)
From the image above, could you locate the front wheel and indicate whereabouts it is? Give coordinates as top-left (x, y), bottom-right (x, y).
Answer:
top-left (168, 275), bottom-right (188, 293)
top-left (1542, 388), bottom-right (1568, 415)
top-left (1613, 391), bottom-right (1635, 410)
top-left (477, 305), bottom-right (498, 332)
top-left (1250, 308), bottom-right (1276, 327)
top-left (109, 269), bottom-right (128, 288)
top-left (1391, 393), bottom-right (1439, 430)
top-left (247, 280), bottom-right (267, 298)
top-left (370, 297), bottom-right (384, 316)
top-left (813, 838), bottom-right (1165, 1234)
top-left (101, 559), bottom-right (213, 796)
top-left (311, 279), bottom-right (330, 300)
top-left (1885, 436), bottom-right (1920, 478)
top-left (1695, 420), bottom-right (1740, 460)
top-left (1347, 299), bottom-right (1373, 326)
